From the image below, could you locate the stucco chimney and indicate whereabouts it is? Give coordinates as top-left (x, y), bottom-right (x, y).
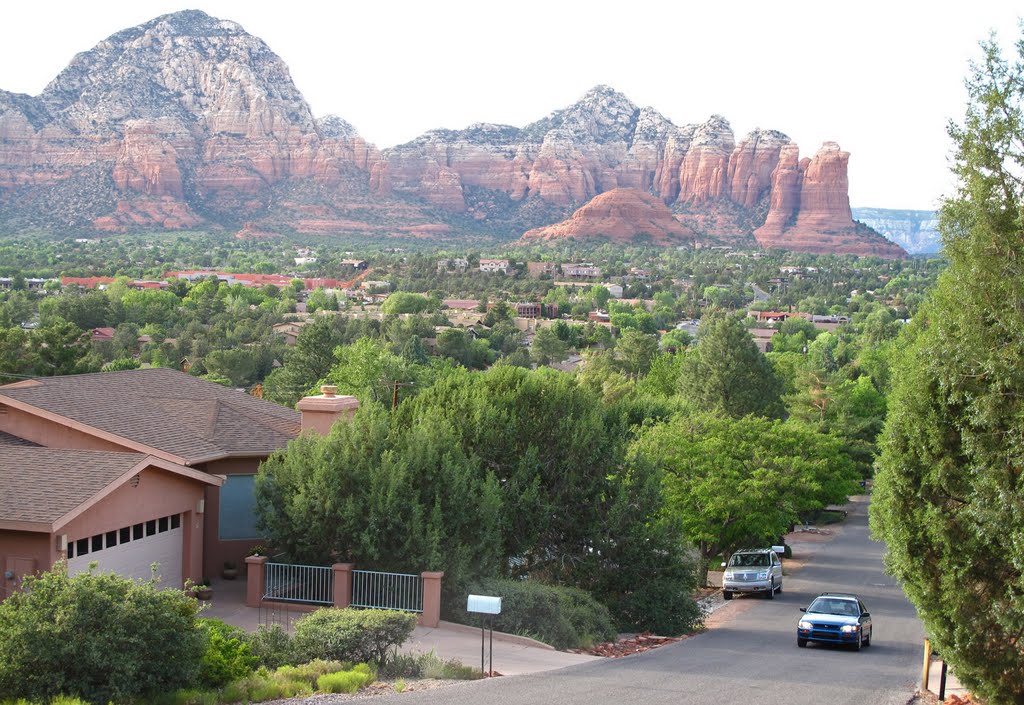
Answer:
top-left (296, 385), bottom-right (360, 435)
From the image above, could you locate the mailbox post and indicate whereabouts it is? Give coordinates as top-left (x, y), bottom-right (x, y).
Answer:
top-left (467, 594), bottom-right (502, 676)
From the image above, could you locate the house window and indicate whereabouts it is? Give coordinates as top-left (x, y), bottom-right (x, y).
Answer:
top-left (170, 514), bottom-right (181, 530)
top-left (133, 523), bottom-right (143, 540)
top-left (145, 520), bottom-right (156, 536)
top-left (218, 474), bottom-right (261, 540)
top-left (105, 531), bottom-right (117, 548)
top-left (120, 527), bottom-right (131, 544)
top-left (91, 535), bottom-right (103, 552)
top-left (76, 538), bottom-right (89, 556)
top-left (158, 516), bottom-right (168, 533)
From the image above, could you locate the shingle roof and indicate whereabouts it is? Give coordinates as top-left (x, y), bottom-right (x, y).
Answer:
top-left (0, 447), bottom-right (146, 526)
top-left (0, 368), bottom-right (300, 465)
top-left (0, 431), bottom-right (39, 447)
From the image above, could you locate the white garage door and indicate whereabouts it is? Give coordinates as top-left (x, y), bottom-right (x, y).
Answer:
top-left (66, 513), bottom-right (183, 589)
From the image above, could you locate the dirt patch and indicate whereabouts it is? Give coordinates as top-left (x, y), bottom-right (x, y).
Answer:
top-left (578, 633), bottom-right (682, 657)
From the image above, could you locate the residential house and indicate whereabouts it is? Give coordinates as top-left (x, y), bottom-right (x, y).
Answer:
top-left (0, 369), bottom-right (358, 600)
top-left (479, 259), bottom-right (511, 274)
top-left (526, 262), bottom-right (558, 279)
top-left (562, 264), bottom-right (601, 279)
top-left (437, 258), bottom-right (469, 273)
top-left (512, 302), bottom-right (541, 318)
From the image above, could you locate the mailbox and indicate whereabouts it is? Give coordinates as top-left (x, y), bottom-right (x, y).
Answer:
top-left (467, 594), bottom-right (502, 615)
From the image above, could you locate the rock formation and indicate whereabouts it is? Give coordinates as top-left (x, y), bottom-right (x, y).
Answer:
top-left (520, 188), bottom-right (695, 245)
top-left (0, 11), bottom-right (904, 257)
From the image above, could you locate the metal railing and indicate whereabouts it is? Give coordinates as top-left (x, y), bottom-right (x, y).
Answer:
top-left (263, 562), bottom-right (333, 605)
top-left (351, 570), bottom-right (423, 613)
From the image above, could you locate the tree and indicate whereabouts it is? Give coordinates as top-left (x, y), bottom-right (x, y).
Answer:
top-left (264, 317), bottom-right (345, 406)
top-left (615, 329), bottom-right (658, 378)
top-left (678, 311), bottom-right (785, 419)
top-left (32, 319), bottom-right (98, 376)
top-left (381, 291), bottom-right (431, 315)
top-left (0, 565), bottom-right (205, 704)
top-left (530, 326), bottom-right (568, 366)
top-left (632, 413), bottom-right (858, 584)
top-left (870, 33), bottom-right (1024, 704)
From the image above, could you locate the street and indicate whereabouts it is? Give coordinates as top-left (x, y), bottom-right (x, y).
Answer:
top-left (372, 496), bottom-right (924, 704)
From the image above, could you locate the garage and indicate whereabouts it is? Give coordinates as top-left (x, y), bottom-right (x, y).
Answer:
top-left (67, 512), bottom-right (184, 588)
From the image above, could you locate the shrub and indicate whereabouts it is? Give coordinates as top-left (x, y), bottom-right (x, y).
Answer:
top-left (197, 619), bottom-right (257, 688)
top-left (0, 564), bottom-right (205, 704)
top-left (242, 625), bottom-right (297, 669)
top-left (293, 608), bottom-right (417, 665)
top-left (449, 579), bottom-right (616, 649)
top-left (316, 664), bottom-right (374, 694)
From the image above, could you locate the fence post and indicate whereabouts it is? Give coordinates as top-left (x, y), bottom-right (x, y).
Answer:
top-left (332, 563), bottom-right (354, 609)
top-left (419, 571), bottom-right (444, 628)
top-left (245, 555), bottom-right (267, 608)
top-left (922, 638), bottom-right (933, 691)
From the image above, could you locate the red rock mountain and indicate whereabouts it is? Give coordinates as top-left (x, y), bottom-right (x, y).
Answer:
top-left (521, 189), bottom-right (695, 245)
top-left (0, 11), bottom-right (904, 257)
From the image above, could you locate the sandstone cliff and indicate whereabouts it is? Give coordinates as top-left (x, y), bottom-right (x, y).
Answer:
top-left (520, 188), bottom-right (695, 245)
top-left (0, 11), bottom-right (904, 258)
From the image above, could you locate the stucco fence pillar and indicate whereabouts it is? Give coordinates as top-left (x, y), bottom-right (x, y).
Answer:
top-left (332, 563), bottom-right (354, 608)
top-left (245, 555), bottom-right (267, 608)
top-left (419, 571), bottom-right (444, 628)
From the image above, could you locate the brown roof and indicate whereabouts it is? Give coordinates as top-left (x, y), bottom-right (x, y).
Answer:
top-left (0, 447), bottom-right (145, 528)
top-left (0, 447), bottom-right (221, 531)
top-left (0, 368), bottom-right (300, 465)
top-left (0, 430), bottom-right (39, 447)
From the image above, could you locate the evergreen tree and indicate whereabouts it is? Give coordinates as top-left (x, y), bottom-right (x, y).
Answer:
top-left (870, 33), bottom-right (1024, 704)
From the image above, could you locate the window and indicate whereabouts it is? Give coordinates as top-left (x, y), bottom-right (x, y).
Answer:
top-left (133, 523), bottom-right (143, 540)
top-left (145, 519), bottom-right (156, 536)
top-left (120, 527), bottom-right (131, 544)
top-left (170, 514), bottom-right (181, 530)
top-left (218, 475), bottom-right (261, 540)
top-left (91, 535), bottom-right (103, 552)
top-left (76, 538), bottom-right (89, 556)
top-left (105, 531), bottom-right (117, 548)
top-left (67, 542), bottom-right (75, 559)
top-left (158, 516), bottom-right (168, 533)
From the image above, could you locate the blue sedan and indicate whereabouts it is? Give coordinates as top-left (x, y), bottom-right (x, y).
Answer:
top-left (797, 593), bottom-right (873, 650)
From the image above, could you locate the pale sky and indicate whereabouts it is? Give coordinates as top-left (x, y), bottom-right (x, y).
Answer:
top-left (0, 1), bottom-right (1019, 210)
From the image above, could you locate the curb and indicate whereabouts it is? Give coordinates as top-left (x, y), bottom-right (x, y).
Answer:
top-left (433, 620), bottom-right (556, 650)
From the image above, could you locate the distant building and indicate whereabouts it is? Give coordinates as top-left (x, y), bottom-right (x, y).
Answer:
top-left (294, 257), bottom-right (318, 266)
top-left (479, 259), bottom-right (511, 274)
top-left (603, 284), bottom-right (624, 298)
top-left (527, 261), bottom-right (558, 278)
top-left (340, 259), bottom-right (368, 270)
top-left (359, 280), bottom-right (391, 291)
top-left (437, 258), bottom-right (469, 273)
top-left (628, 267), bottom-right (650, 279)
top-left (562, 264), bottom-right (601, 279)
top-left (512, 302), bottom-right (542, 318)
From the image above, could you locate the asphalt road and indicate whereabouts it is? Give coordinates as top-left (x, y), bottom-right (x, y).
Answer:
top-left (377, 496), bottom-right (924, 705)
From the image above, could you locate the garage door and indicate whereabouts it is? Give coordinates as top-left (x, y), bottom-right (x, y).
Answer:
top-left (66, 513), bottom-right (183, 589)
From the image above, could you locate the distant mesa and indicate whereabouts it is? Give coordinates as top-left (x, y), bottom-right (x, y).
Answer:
top-left (0, 10), bottom-right (905, 258)
top-left (520, 189), bottom-right (695, 246)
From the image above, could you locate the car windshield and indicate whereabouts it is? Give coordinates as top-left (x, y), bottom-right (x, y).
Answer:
top-left (808, 598), bottom-right (859, 616)
top-left (729, 553), bottom-right (769, 567)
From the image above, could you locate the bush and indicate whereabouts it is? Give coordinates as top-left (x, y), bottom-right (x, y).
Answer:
top-left (197, 619), bottom-right (257, 688)
top-left (0, 564), bottom-right (205, 704)
top-left (449, 579), bottom-right (616, 649)
top-left (293, 609), bottom-right (417, 665)
top-left (242, 625), bottom-right (297, 669)
top-left (377, 650), bottom-right (482, 681)
top-left (316, 664), bottom-right (374, 694)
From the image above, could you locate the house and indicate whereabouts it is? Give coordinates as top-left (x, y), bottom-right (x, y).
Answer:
top-left (437, 258), bottom-right (469, 273)
top-left (0, 369), bottom-right (358, 599)
top-left (562, 264), bottom-right (601, 279)
top-left (90, 327), bottom-right (115, 343)
top-left (603, 284), bottom-right (624, 298)
top-left (272, 321), bottom-right (307, 346)
top-left (526, 262), bottom-right (558, 278)
top-left (512, 302), bottom-right (542, 318)
top-left (479, 259), bottom-right (511, 274)
top-left (340, 259), bottom-right (368, 270)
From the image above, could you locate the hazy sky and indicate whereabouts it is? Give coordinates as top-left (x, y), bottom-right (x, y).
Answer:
top-left (0, 1), bottom-right (1018, 210)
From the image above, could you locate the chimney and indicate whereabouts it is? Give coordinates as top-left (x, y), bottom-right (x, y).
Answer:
top-left (296, 385), bottom-right (360, 435)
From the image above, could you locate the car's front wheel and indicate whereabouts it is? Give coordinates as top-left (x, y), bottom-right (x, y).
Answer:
top-left (766, 579), bottom-right (775, 599)
top-left (797, 638), bottom-right (807, 648)
top-left (723, 590), bottom-right (733, 601)
top-left (864, 627), bottom-right (871, 647)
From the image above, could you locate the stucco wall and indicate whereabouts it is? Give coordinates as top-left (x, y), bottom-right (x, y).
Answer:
top-left (0, 531), bottom-right (50, 602)
top-left (198, 457), bottom-right (267, 578)
top-left (0, 406), bottom-right (133, 452)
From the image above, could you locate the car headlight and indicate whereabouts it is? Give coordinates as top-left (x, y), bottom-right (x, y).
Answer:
top-left (841, 625), bottom-right (859, 633)
top-left (757, 571), bottom-right (769, 580)
top-left (724, 572), bottom-right (734, 580)
top-left (798, 620), bottom-right (812, 630)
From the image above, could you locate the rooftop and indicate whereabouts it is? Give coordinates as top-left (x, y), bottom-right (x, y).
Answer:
top-left (0, 368), bottom-right (300, 465)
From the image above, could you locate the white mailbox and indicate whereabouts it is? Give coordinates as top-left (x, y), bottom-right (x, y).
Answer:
top-left (467, 594), bottom-right (502, 615)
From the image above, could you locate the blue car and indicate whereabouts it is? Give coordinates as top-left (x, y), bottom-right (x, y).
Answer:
top-left (797, 593), bottom-right (873, 650)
